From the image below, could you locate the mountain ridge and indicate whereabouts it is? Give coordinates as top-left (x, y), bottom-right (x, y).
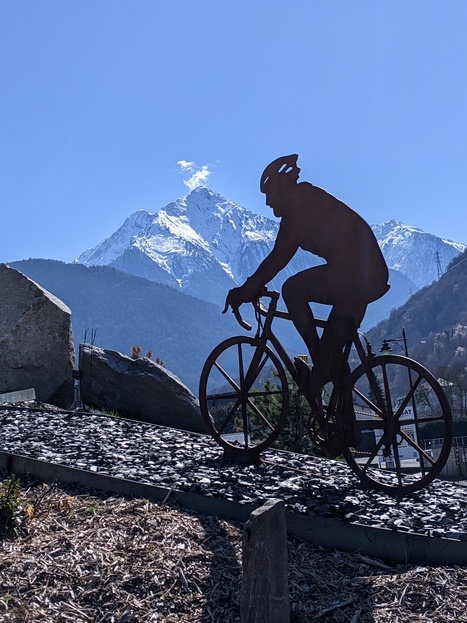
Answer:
top-left (372, 219), bottom-right (465, 288)
top-left (9, 259), bottom-right (306, 393)
top-left (77, 187), bottom-right (465, 296)
top-left (76, 187), bottom-right (465, 328)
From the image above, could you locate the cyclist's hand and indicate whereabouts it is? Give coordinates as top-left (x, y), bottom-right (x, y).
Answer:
top-left (222, 287), bottom-right (244, 314)
top-left (222, 281), bottom-right (264, 314)
top-left (222, 287), bottom-right (254, 330)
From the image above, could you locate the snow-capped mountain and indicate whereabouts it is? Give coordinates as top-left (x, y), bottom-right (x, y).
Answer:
top-left (78, 187), bottom-right (319, 305)
top-left (77, 188), bottom-right (466, 324)
top-left (372, 220), bottom-right (465, 289)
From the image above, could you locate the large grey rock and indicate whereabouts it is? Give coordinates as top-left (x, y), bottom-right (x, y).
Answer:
top-left (0, 264), bottom-right (75, 407)
top-left (79, 343), bottom-right (206, 433)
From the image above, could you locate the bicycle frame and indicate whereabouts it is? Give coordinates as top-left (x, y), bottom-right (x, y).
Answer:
top-left (201, 289), bottom-right (452, 493)
top-left (239, 290), bottom-right (373, 393)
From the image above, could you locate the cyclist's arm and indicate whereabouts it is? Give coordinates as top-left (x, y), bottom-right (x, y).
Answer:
top-left (240, 226), bottom-right (298, 298)
top-left (250, 235), bottom-right (297, 289)
top-left (223, 226), bottom-right (297, 312)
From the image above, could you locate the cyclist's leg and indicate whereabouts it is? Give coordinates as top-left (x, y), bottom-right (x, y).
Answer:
top-left (318, 302), bottom-right (366, 382)
top-left (322, 302), bottom-right (366, 448)
top-left (282, 265), bottom-right (332, 361)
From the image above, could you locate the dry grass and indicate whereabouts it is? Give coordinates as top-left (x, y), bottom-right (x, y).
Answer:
top-left (0, 473), bottom-right (466, 622)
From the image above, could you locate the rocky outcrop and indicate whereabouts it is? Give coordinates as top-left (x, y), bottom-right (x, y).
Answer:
top-left (79, 344), bottom-right (206, 433)
top-left (0, 264), bottom-right (75, 407)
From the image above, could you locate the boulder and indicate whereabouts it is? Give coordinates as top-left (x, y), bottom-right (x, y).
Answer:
top-left (0, 264), bottom-right (75, 407)
top-left (79, 343), bottom-right (206, 433)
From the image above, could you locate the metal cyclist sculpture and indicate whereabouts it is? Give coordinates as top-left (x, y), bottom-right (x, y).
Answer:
top-left (199, 155), bottom-right (453, 494)
top-left (224, 155), bottom-right (389, 412)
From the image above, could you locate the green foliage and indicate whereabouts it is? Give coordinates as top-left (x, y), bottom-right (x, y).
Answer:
top-left (131, 345), bottom-right (143, 359)
top-left (366, 248), bottom-right (467, 374)
top-left (0, 476), bottom-right (23, 537)
top-left (417, 417), bottom-right (467, 441)
top-left (10, 259), bottom-right (242, 393)
top-left (254, 372), bottom-right (319, 456)
top-left (90, 407), bottom-right (121, 418)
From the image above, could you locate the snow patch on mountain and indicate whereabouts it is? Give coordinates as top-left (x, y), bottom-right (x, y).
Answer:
top-left (76, 189), bottom-right (466, 319)
top-left (76, 187), bottom-right (282, 304)
top-left (372, 219), bottom-right (466, 288)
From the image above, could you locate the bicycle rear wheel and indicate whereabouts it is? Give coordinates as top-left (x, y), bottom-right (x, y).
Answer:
top-left (199, 336), bottom-right (289, 457)
top-left (343, 354), bottom-right (452, 494)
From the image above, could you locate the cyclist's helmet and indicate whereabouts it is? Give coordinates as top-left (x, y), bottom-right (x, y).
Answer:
top-left (260, 154), bottom-right (299, 194)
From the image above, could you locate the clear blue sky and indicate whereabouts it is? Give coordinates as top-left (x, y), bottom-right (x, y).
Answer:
top-left (1, 1), bottom-right (466, 264)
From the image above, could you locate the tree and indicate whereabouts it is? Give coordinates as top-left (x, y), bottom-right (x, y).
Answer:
top-left (254, 372), bottom-right (318, 455)
top-left (435, 363), bottom-right (467, 420)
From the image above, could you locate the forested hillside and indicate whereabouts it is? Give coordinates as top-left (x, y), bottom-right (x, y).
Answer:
top-left (10, 260), bottom-right (244, 393)
top-left (10, 259), bottom-right (304, 394)
top-left (366, 249), bottom-right (467, 419)
top-left (9, 252), bottom-right (467, 416)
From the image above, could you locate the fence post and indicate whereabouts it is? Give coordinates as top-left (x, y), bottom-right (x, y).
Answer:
top-left (240, 499), bottom-right (289, 623)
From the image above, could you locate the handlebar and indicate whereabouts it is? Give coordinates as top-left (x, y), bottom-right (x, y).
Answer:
top-left (223, 289), bottom-right (281, 331)
top-left (223, 287), bottom-right (328, 331)
top-left (233, 308), bottom-right (252, 331)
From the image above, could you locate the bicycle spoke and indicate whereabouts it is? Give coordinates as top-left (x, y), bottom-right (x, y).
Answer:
top-left (360, 434), bottom-right (386, 472)
top-left (213, 361), bottom-right (241, 393)
top-left (343, 354), bottom-right (453, 494)
top-left (241, 401), bottom-right (249, 449)
top-left (364, 366), bottom-right (386, 415)
top-left (238, 342), bottom-right (245, 386)
top-left (245, 397), bottom-right (276, 432)
top-left (397, 428), bottom-right (436, 465)
top-left (352, 386), bottom-right (382, 416)
top-left (244, 351), bottom-right (270, 392)
top-left (217, 397), bottom-right (242, 435)
top-left (205, 390), bottom-right (238, 401)
top-left (399, 415), bottom-right (444, 425)
top-left (381, 363), bottom-right (394, 419)
top-left (247, 389), bottom-right (283, 398)
top-left (199, 336), bottom-right (289, 454)
top-left (392, 373), bottom-right (422, 422)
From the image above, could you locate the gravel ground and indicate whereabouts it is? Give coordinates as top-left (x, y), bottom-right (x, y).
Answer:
top-left (1, 407), bottom-right (467, 541)
top-left (1, 473), bottom-right (467, 623)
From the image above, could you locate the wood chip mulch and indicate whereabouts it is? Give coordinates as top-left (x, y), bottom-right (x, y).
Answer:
top-left (0, 473), bottom-right (466, 622)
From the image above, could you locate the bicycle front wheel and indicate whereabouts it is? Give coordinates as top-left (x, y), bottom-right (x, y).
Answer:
top-left (344, 354), bottom-right (453, 494)
top-left (199, 336), bottom-right (289, 455)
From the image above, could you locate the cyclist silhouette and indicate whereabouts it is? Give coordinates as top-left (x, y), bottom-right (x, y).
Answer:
top-left (224, 154), bottom-right (390, 400)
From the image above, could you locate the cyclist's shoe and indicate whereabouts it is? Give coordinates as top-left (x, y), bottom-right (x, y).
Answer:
top-left (307, 401), bottom-right (329, 448)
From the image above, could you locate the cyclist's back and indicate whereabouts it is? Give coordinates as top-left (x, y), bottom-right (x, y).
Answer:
top-left (273, 180), bottom-right (389, 306)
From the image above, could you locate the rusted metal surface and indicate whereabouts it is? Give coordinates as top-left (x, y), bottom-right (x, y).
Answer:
top-left (203, 156), bottom-right (451, 494)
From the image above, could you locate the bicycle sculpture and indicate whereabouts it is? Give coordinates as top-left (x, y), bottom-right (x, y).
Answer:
top-left (199, 156), bottom-right (452, 494)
